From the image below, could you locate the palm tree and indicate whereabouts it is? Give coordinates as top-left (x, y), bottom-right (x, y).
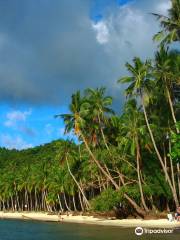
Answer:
top-left (56, 91), bottom-right (119, 190)
top-left (56, 91), bottom-right (87, 137)
top-left (120, 99), bottom-right (149, 212)
top-left (58, 89), bottom-right (148, 216)
top-left (66, 155), bottom-right (90, 209)
top-left (85, 87), bottom-right (114, 148)
top-left (153, 0), bottom-right (180, 45)
top-left (118, 57), bottom-right (179, 207)
top-left (154, 46), bottom-right (179, 133)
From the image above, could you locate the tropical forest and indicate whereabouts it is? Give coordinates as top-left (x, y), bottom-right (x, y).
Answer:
top-left (0, 0), bottom-right (179, 218)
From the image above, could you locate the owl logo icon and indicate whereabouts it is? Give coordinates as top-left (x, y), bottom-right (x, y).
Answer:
top-left (135, 227), bottom-right (143, 236)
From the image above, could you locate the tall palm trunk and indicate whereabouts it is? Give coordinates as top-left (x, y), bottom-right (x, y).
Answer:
top-left (63, 193), bottom-right (71, 211)
top-left (11, 196), bottom-right (14, 211)
top-left (97, 114), bottom-right (110, 151)
top-left (58, 194), bottom-right (63, 212)
top-left (66, 156), bottom-right (90, 208)
top-left (80, 131), bottom-right (119, 188)
top-left (29, 191), bottom-right (33, 211)
top-left (25, 188), bottom-right (29, 211)
top-left (141, 95), bottom-right (179, 207)
top-left (163, 143), bottom-right (168, 181)
top-left (78, 191), bottom-right (84, 211)
top-left (35, 188), bottom-right (38, 211)
top-left (15, 190), bottom-right (20, 211)
top-left (72, 195), bottom-right (77, 211)
top-left (166, 86), bottom-right (179, 133)
top-left (136, 138), bottom-right (149, 212)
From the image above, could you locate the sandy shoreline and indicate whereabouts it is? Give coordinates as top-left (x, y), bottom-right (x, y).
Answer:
top-left (0, 211), bottom-right (180, 228)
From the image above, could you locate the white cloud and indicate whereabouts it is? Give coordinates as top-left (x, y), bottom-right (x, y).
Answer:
top-left (0, 134), bottom-right (32, 150)
top-left (92, 21), bottom-right (109, 44)
top-left (156, 0), bottom-right (171, 15)
top-left (98, 5), bottom-right (155, 57)
top-left (4, 109), bottom-right (32, 127)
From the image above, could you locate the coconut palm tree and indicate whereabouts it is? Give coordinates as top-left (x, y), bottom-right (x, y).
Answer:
top-left (56, 91), bottom-right (87, 137)
top-left (153, 0), bottom-right (180, 45)
top-left (120, 99), bottom-right (149, 212)
top-left (118, 57), bottom-right (179, 207)
top-left (58, 89), bottom-right (147, 216)
top-left (85, 87), bottom-right (114, 148)
top-left (154, 46), bottom-right (179, 133)
top-left (57, 91), bottom-right (118, 189)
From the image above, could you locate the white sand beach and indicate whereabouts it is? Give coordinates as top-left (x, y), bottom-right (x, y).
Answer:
top-left (0, 211), bottom-right (180, 228)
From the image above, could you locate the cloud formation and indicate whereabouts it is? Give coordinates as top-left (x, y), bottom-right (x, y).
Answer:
top-left (0, 0), bottom-right (171, 107)
top-left (3, 108), bottom-right (36, 138)
top-left (0, 134), bottom-right (32, 150)
top-left (4, 109), bottom-right (32, 127)
top-left (92, 21), bottom-right (110, 44)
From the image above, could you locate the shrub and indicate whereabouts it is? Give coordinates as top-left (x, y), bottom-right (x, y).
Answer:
top-left (90, 188), bottom-right (120, 211)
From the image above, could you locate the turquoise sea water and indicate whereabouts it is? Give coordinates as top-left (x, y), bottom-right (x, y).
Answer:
top-left (0, 220), bottom-right (179, 240)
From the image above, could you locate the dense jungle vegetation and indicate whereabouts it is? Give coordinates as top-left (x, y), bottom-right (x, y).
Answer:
top-left (0, 0), bottom-right (179, 218)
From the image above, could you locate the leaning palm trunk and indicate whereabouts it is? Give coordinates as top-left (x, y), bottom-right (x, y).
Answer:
top-left (136, 138), bottom-right (149, 212)
top-left (141, 95), bottom-right (179, 207)
top-left (117, 167), bottom-right (146, 216)
top-left (63, 192), bottom-right (71, 212)
top-left (57, 194), bottom-right (63, 212)
top-left (80, 131), bottom-right (146, 216)
top-left (97, 114), bottom-right (110, 151)
top-left (163, 144), bottom-right (168, 181)
top-left (34, 188), bottom-right (38, 211)
top-left (80, 131), bottom-right (119, 188)
top-left (72, 195), bottom-right (77, 211)
top-left (166, 86), bottom-right (179, 134)
top-left (66, 156), bottom-right (90, 209)
top-left (78, 191), bottom-right (85, 211)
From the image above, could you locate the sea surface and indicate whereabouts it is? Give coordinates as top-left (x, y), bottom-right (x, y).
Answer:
top-left (0, 219), bottom-right (179, 240)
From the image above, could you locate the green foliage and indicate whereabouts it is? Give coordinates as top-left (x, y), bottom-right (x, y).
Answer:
top-left (170, 130), bottom-right (180, 163)
top-left (90, 188), bottom-right (122, 211)
top-left (152, 0), bottom-right (180, 45)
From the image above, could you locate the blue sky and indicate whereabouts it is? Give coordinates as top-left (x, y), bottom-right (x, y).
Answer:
top-left (0, 104), bottom-right (72, 149)
top-left (0, 0), bottom-right (171, 149)
top-left (91, 0), bottom-right (129, 21)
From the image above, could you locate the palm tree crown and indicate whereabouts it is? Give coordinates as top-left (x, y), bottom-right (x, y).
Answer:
top-left (118, 57), bottom-right (152, 98)
top-left (153, 0), bottom-right (180, 45)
